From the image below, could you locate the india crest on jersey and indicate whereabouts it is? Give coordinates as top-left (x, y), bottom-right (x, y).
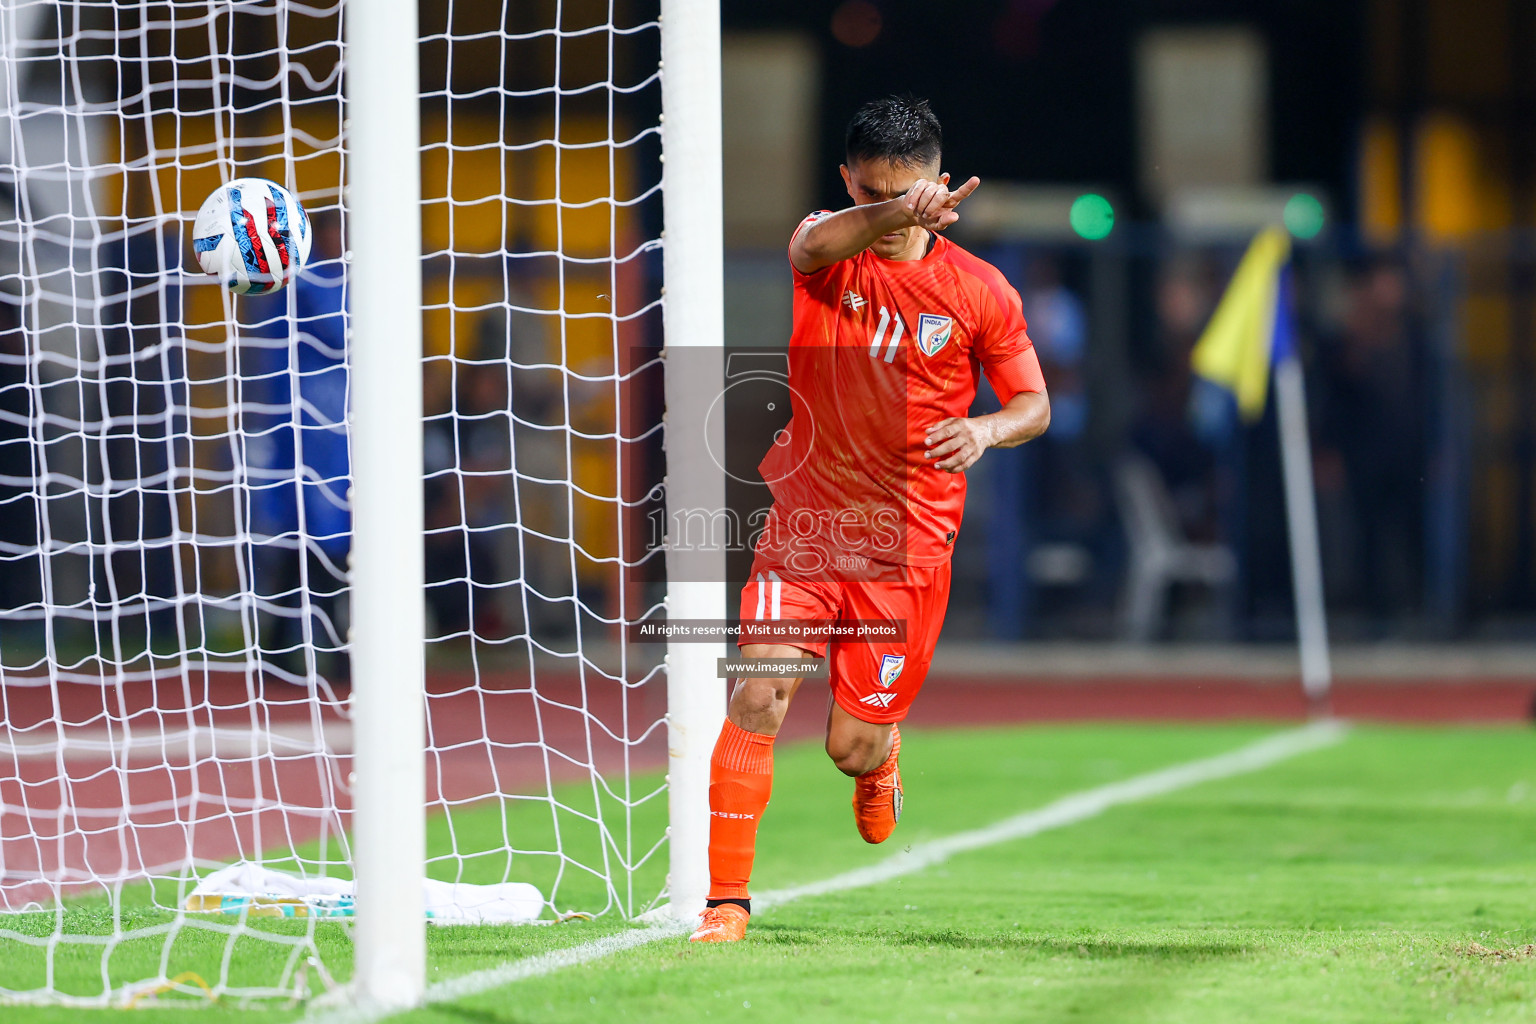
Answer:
top-left (917, 314), bottom-right (953, 356)
top-left (877, 653), bottom-right (905, 689)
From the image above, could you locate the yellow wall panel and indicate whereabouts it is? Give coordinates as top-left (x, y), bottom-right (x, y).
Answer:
top-left (424, 275), bottom-right (504, 358)
top-left (1462, 292), bottom-right (1510, 364)
top-left (1415, 114), bottom-right (1513, 240)
top-left (1358, 117), bottom-right (1401, 246)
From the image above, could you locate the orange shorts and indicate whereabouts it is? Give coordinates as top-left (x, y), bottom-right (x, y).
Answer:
top-left (736, 551), bottom-right (952, 724)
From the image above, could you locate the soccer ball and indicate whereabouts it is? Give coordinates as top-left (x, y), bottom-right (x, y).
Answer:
top-left (192, 177), bottom-right (312, 294)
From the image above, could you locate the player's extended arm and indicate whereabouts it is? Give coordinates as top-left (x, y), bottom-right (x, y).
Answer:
top-left (923, 390), bottom-right (1050, 474)
top-left (790, 176), bottom-right (981, 274)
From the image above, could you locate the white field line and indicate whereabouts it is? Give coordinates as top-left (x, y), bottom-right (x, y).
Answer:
top-left (305, 719), bottom-right (1348, 1024)
top-left (757, 718), bottom-right (1348, 910)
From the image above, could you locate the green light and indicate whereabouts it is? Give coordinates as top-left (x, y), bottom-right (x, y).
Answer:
top-left (1069, 193), bottom-right (1115, 240)
top-left (1283, 193), bottom-right (1326, 239)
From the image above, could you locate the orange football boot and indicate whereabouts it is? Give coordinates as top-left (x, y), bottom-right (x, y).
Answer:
top-left (688, 903), bottom-right (750, 942)
top-left (852, 759), bottom-right (902, 844)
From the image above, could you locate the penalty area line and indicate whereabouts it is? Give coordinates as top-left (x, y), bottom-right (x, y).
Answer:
top-left (306, 719), bottom-right (1348, 1024)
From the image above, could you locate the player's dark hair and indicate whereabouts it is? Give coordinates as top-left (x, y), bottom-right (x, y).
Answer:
top-left (844, 94), bottom-right (942, 170)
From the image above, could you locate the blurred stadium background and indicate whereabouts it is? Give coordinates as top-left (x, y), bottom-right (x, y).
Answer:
top-left (3, 0), bottom-right (1534, 711)
top-left (3, 0), bottom-right (1533, 638)
top-left (721, 0), bottom-right (1536, 658)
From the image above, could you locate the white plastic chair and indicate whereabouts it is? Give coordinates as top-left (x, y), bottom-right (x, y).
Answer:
top-left (1113, 454), bottom-right (1237, 641)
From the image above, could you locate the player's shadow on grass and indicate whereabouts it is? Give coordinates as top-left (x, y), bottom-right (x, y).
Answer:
top-left (1020, 937), bottom-right (1260, 961)
top-left (434, 1006), bottom-right (536, 1024)
top-left (753, 923), bottom-right (1256, 960)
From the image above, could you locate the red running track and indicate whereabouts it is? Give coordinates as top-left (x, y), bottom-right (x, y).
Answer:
top-left (909, 675), bottom-right (1536, 727)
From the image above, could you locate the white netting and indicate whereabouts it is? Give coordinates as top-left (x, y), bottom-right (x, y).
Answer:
top-left (0, 0), bottom-right (667, 1006)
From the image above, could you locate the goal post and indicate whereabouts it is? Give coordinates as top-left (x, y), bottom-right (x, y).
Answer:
top-left (344, 0), bottom-right (724, 1004)
top-left (344, 0), bottom-right (728, 1003)
top-left (659, 0), bottom-right (728, 925)
top-left (347, 0), bottom-right (427, 1011)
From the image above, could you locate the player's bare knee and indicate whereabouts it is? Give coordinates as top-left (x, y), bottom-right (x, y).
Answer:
top-left (826, 735), bottom-right (881, 777)
top-left (729, 677), bottom-right (789, 729)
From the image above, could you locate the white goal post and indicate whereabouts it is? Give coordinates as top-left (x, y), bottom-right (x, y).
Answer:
top-left (350, 0), bottom-right (725, 1009)
top-left (656, 0), bottom-right (728, 931)
top-left (347, 0), bottom-right (427, 1011)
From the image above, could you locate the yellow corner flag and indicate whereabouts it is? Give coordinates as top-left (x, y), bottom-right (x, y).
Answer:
top-left (1191, 226), bottom-right (1292, 421)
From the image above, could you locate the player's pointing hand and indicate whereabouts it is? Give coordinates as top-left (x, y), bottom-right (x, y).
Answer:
top-left (901, 175), bottom-right (981, 232)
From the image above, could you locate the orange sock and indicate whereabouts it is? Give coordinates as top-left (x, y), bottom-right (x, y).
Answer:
top-left (859, 724), bottom-right (900, 780)
top-left (706, 719), bottom-right (775, 901)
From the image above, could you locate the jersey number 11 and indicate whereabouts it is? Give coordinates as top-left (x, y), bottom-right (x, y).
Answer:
top-left (869, 306), bottom-right (904, 364)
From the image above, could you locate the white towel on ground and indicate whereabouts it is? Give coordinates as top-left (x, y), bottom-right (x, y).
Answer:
top-left (189, 861), bottom-right (544, 924)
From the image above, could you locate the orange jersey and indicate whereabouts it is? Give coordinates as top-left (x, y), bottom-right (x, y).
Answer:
top-left (756, 213), bottom-right (1046, 570)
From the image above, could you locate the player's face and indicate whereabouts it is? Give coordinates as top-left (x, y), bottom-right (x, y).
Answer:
top-left (841, 157), bottom-right (943, 259)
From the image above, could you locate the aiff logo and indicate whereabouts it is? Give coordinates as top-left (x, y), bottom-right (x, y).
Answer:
top-left (917, 314), bottom-right (952, 356)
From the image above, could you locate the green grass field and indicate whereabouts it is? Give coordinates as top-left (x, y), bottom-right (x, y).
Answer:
top-left (4, 723), bottom-right (1534, 1023)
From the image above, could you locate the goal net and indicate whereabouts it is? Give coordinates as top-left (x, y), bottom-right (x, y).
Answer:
top-left (0, 0), bottom-right (706, 1007)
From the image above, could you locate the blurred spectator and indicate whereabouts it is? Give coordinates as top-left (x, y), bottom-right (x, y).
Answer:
top-left (0, 298), bottom-right (40, 632)
top-left (1023, 257), bottom-right (1087, 442)
top-left (241, 212), bottom-right (350, 685)
top-left (99, 225), bottom-right (184, 651)
top-left (1132, 255), bottom-right (1222, 543)
top-left (1018, 257), bottom-right (1106, 608)
top-left (424, 319), bottom-right (513, 639)
top-left (1104, 254), bottom-right (1242, 640)
top-left (1314, 260), bottom-right (1423, 628)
